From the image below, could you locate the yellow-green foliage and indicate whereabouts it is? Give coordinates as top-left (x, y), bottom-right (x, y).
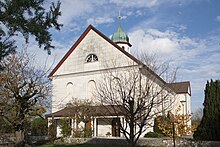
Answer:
top-left (156, 106), bottom-right (192, 138)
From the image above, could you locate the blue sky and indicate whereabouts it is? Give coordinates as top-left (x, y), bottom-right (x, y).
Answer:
top-left (26, 0), bottom-right (220, 112)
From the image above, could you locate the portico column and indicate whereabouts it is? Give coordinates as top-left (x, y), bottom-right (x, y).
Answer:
top-left (94, 117), bottom-right (97, 137)
top-left (120, 117), bottom-right (124, 137)
top-left (74, 114), bottom-right (77, 129)
top-left (71, 118), bottom-right (74, 136)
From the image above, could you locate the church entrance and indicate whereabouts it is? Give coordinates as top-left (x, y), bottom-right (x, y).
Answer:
top-left (112, 118), bottom-right (120, 137)
top-left (85, 120), bottom-right (92, 130)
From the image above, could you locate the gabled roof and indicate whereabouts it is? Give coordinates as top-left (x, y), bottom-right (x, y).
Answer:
top-left (168, 81), bottom-right (191, 95)
top-left (49, 25), bottom-right (141, 77)
top-left (49, 25), bottom-right (167, 86)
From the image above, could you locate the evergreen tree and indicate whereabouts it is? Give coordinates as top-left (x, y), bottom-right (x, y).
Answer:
top-left (194, 79), bottom-right (220, 141)
top-left (0, 0), bottom-right (62, 61)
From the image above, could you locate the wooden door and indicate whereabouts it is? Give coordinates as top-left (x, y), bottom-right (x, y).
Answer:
top-left (112, 118), bottom-right (120, 137)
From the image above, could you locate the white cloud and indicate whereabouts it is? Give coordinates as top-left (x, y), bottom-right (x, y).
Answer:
top-left (45, 0), bottom-right (196, 34)
top-left (216, 15), bottom-right (220, 22)
top-left (109, 0), bottom-right (193, 9)
top-left (58, 0), bottom-right (94, 25)
top-left (87, 16), bottom-right (115, 26)
top-left (109, 0), bottom-right (160, 8)
top-left (52, 0), bottom-right (112, 31)
top-left (135, 10), bottom-right (143, 16)
top-left (129, 28), bottom-right (181, 56)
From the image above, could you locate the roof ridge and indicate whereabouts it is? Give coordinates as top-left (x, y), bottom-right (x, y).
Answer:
top-left (168, 81), bottom-right (190, 84)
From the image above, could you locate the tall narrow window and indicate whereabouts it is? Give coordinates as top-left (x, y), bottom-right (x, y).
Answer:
top-left (87, 80), bottom-right (96, 101)
top-left (66, 82), bottom-right (74, 96)
top-left (85, 54), bottom-right (98, 63)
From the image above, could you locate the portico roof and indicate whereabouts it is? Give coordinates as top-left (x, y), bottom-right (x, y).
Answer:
top-left (46, 105), bottom-right (125, 118)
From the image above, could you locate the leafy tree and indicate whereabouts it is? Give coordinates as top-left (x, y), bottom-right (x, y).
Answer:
top-left (0, 115), bottom-right (14, 134)
top-left (153, 115), bottom-right (171, 136)
top-left (156, 109), bottom-right (191, 147)
top-left (0, 0), bottom-right (62, 61)
top-left (157, 111), bottom-right (191, 137)
top-left (0, 52), bottom-right (50, 146)
top-left (194, 80), bottom-right (220, 141)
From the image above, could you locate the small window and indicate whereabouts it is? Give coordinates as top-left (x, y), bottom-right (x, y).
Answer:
top-left (85, 54), bottom-right (98, 63)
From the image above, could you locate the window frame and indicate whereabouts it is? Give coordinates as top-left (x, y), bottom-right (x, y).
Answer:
top-left (85, 54), bottom-right (98, 63)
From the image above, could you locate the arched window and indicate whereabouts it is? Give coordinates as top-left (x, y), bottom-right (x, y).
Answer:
top-left (85, 54), bottom-right (98, 63)
top-left (66, 82), bottom-right (74, 96)
top-left (87, 80), bottom-right (96, 100)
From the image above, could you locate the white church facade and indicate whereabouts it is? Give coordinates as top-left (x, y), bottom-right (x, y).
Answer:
top-left (46, 25), bottom-right (191, 138)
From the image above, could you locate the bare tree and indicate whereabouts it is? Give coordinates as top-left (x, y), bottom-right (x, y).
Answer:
top-left (191, 108), bottom-right (203, 131)
top-left (96, 53), bottom-right (177, 147)
top-left (192, 108), bottom-right (203, 121)
top-left (0, 52), bottom-right (50, 146)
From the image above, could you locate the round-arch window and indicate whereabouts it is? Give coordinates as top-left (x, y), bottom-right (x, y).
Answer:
top-left (66, 82), bottom-right (74, 96)
top-left (85, 54), bottom-right (98, 63)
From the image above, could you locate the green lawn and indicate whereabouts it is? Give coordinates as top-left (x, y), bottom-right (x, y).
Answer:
top-left (40, 144), bottom-right (130, 147)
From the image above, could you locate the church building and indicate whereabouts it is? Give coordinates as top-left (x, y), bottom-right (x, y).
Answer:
top-left (46, 24), bottom-right (191, 138)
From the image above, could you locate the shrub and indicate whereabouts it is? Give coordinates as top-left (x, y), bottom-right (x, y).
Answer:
top-left (144, 132), bottom-right (164, 138)
top-left (48, 123), bottom-right (57, 140)
top-left (72, 128), bottom-right (83, 138)
top-left (31, 118), bottom-right (48, 136)
top-left (60, 119), bottom-right (72, 137)
top-left (83, 128), bottom-right (92, 138)
top-left (153, 115), bottom-right (171, 137)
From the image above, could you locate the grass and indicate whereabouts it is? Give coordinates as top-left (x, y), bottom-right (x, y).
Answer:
top-left (40, 144), bottom-right (130, 147)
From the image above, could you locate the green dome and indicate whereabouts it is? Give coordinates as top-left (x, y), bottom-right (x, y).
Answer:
top-left (111, 25), bottom-right (129, 43)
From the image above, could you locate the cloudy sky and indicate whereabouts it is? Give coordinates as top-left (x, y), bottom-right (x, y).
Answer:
top-left (26, 0), bottom-right (220, 112)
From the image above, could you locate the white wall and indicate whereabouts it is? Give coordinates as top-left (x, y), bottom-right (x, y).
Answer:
top-left (51, 29), bottom-right (137, 112)
top-left (97, 118), bottom-right (112, 137)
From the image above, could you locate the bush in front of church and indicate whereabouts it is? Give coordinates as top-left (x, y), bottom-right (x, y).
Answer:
top-left (144, 132), bottom-right (164, 138)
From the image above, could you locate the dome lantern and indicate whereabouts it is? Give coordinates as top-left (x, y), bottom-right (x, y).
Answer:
top-left (111, 25), bottom-right (130, 44)
top-left (111, 25), bottom-right (132, 53)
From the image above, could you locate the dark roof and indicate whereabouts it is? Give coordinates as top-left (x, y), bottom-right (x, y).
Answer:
top-left (168, 81), bottom-right (191, 95)
top-left (48, 25), bottom-right (167, 85)
top-left (46, 105), bottom-right (125, 118)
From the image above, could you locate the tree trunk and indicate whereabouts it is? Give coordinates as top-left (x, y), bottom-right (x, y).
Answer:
top-left (129, 114), bottom-right (135, 147)
top-left (172, 122), bottom-right (176, 147)
top-left (129, 99), bottom-right (135, 147)
top-left (129, 133), bottom-right (135, 147)
top-left (15, 130), bottom-right (25, 147)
